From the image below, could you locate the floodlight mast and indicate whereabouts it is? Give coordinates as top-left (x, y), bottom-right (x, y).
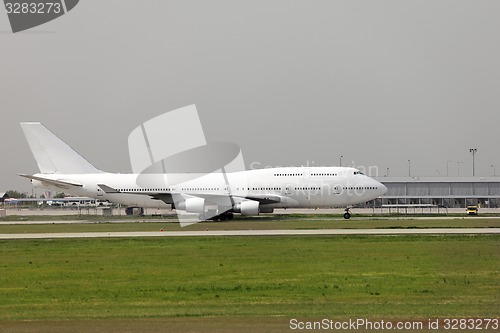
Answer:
top-left (469, 148), bottom-right (477, 177)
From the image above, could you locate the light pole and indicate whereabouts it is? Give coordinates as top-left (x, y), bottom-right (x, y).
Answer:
top-left (447, 160), bottom-right (452, 177)
top-left (469, 148), bottom-right (477, 176)
top-left (339, 155), bottom-right (343, 167)
top-left (408, 159), bottom-right (411, 177)
top-left (457, 161), bottom-right (463, 176)
top-left (386, 167), bottom-right (390, 177)
top-left (491, 164), bottom-right (496, 177)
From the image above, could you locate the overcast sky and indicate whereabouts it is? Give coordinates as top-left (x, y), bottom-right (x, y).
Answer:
top-left (1, 1), bottom-right (499, 194)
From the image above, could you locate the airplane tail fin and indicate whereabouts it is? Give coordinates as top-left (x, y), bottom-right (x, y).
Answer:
top-left (20, 122), bottom-right (102, 174)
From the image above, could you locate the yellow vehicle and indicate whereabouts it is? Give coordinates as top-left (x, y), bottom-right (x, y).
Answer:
top-left (467, 205), bottom-right (478, 215)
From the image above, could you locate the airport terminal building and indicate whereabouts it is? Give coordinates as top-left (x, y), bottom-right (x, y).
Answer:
top-left (368, 177), bottom-right (500, 208)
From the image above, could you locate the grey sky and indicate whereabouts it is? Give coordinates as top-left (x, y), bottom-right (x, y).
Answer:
top-left (1, 1), bottom-right (499, 194)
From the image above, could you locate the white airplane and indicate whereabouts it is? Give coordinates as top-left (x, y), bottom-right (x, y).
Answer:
top-left (19, 122), bottom-right (387, 221)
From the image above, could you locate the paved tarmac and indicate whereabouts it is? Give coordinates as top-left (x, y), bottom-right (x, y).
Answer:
top-left (0, 228), bottom-right (498, 239)
top-left (4, 207), bottom-right (500, 216)
top-left (2, 216), bottom-right (498, 225)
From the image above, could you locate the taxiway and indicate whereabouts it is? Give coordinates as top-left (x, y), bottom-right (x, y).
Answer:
top-left (0, 228), bottom-right (498, 239)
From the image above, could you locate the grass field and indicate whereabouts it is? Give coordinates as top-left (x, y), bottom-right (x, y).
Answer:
top-left (0, 233), bottom-right (498, 332)
top-left (1, 215), bottom-right (500, 234)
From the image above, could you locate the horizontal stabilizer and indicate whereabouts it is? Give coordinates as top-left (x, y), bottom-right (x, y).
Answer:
top-left (18, 174), bottom-right (83, 189)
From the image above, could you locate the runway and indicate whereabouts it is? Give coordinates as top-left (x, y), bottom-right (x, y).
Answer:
top-left (0, 228), bottom-right (499, 239)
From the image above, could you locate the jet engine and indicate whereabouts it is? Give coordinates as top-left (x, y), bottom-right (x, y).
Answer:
top-left (235, 200), bottom-right (260, 216)
top-left (183, 197), bottom-right (205, 213)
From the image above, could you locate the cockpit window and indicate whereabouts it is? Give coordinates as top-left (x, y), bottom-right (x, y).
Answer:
top-left (353, 171), bottom-right (364, 175)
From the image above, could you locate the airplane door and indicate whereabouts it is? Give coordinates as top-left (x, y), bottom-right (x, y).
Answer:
top-left (333, 185), bottom-right (341, 195)
top-left (96, 186), bottom-right (104, 197)
top-left (284, 184), bottom-right (292, 196)
top-left (303, 169), bottom-right (311, 204)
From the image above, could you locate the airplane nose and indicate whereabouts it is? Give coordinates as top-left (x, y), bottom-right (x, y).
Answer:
top-left (378, 182), bottom-right (387, 196)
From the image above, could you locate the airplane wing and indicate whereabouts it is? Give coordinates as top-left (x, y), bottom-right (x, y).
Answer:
top-left (241, 195), bottom-right (281, 204)
top-left (98, 184), bottom-right (179, 204)
top-left (19, 174), bottom-right (83, 189)
top-left (97, 184), bottom-right (120, 193)
top-left (97, 184), bottom-right (282, 205)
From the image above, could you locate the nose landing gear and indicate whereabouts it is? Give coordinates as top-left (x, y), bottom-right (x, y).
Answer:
top-left (343, 208), bottom-right (351, 220)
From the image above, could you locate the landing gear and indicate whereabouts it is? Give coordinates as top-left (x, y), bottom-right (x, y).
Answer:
top-left (215, 211), bottom-right (234, 221)
top-left (206, 211), bottom-right (234, 222)
top-left (219, 212), bottom-right (234, 221)
top-left (343, 208), bottom-right (351, 220)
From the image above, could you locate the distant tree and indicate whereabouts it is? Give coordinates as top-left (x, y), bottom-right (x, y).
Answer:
top-left (54, 192), bottom-right (66, 198)
top-left (6, 190), bottom-right (27, 199)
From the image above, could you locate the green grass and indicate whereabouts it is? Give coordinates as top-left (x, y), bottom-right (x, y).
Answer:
top-left (0, 213), bottom-right (171, 222)
top-left (1, 216), bottom-right (499, 234)
top-left (3, 211), bottom-right (500, 222)
top-left (0, 235), bottom-right (498, 322)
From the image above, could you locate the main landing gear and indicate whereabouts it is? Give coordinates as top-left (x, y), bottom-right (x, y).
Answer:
top-left (343, 208), bottom-right (351, 220)
top-left (216, 212), bottom-right (234, 221)
top-left (203, 211), bottom-right (234, 221)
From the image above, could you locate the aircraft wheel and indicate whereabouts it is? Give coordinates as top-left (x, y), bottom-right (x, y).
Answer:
top-left (343, 212), bottom-right (351, 220)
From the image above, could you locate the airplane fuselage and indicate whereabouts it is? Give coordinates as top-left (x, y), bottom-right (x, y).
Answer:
top-left (31, 166), bottom-right (386, 210)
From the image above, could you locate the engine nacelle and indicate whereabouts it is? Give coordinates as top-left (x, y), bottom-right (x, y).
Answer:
top-left (184, 197), bottom-right (205, 214)
top-left (235, 200), bottom-right (260, 216)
